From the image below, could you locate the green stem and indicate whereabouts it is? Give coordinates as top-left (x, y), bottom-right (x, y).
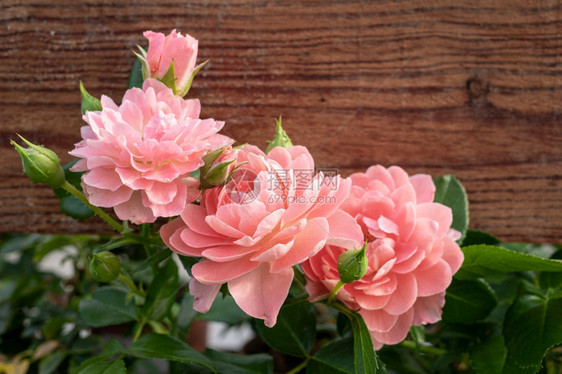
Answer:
top-left (327, 280), bottom-right (345, 304)
top-left (132, 319), bottom-right (146, 342)
top-left (399, 340), bottom-right (447, 356)
top-left (286, 357), bottom-right (310, 374)
top-left (118, 273), bottom-right (145, 297)
top-left (61, 181), bottom-right (124, 233)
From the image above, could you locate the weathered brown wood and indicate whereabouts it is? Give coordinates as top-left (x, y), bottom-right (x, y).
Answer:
top-left (0, 0), bottom-right (560, 242)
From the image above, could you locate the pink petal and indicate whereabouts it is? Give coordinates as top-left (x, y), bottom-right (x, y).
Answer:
top-left (442, 236), bottom-right (464, 274)
top-left (192, 257), bottom-right (260, 283)
top-left (82, 168), bottom-right (124, 192)
top-left (203, 245), bottom-right (258, 262)
top-left (412, 293), bottom-right (445, 325)
top-left (325, 210), bottom-right (363, 249)
top-left (83, 184), bottom-right (133, 208)
top-left (360, 308), bottom-right (399, 333)
top-left (113, 191), bottom-right (156, 224)
top-left (270, 217), bottom-right (329, 273)
top-left (181, 204), bottom-right (218, 237)
top-left (409, 174), bottom-right (435, 204)
top-left (383, 273), bottom-right (418, 315)
top-left (370, 307), bottom-right (414, 346)
top-left (228, 264), bottom-right (293, 327)
top-left (414, 259), bottom-right (452, 296)
top-left (189, 278), bottom-right (221, 313)
top-left (417, 203), bottom-right (452, 237)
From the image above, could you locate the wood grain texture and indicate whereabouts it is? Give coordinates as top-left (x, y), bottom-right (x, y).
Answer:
top-left (0, 0), bottom-right (560, 242)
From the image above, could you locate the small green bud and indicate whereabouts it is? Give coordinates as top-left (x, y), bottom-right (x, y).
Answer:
top-left (11, 135), bottom-right (66, 188)
top-left (79, 81), bottom-right (102, 115)
top-left (337, 241), bottom-right (369, 284)
top-left (89, 251), bottom-right (121, 283)
top-left (266, 116), bottom-right (293, 153)
top-left (200, 146), bottom-right (239, 188)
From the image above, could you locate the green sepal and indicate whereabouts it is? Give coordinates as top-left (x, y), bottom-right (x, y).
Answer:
top-left (79, 81), bottom-right (102, 114)
top-left (179, 60), bottom-right (209, 97)
top-left (159, 60), bottom-right (177, 94)
top-left (266, 116), bottom-right (293, 153)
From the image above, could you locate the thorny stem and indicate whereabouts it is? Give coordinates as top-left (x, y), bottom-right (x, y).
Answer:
top-left (61, 181), bottom-right (124, 233)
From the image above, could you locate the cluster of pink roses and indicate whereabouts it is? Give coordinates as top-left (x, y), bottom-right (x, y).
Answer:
top-left (73, 30), bottom-right (463, 348)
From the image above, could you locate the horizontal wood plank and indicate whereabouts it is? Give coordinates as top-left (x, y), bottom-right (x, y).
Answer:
top-left (0, 0), bottom-right (560, 242)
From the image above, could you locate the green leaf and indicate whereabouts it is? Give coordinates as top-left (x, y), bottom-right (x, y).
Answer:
top-left (73, 339), bottom-right (124, 373)
top-left (335, 306), bottom-right (379, 374)
top-left (79, 287), bottom-right (137, 327)
top-left (39, 351), bottom-right (67, 374)
top-left (503, 294), bottom-right (562, 374)
top-left (53, 160), bottom-right (95, 220)
top-left (200, 294), bottom-right (249, 326)
top-left (142, 258), bottom-right (179, 320)
top-left (442, 278), bottom-right (497, 323)
top-left (128, 57), bottom-right (144, 89)
top-left (79, 81), bottom-right (102, 114)
top-left (127, 333), bottom-right (215, 372)
top-left (307, 337), bottom-right (355, 374)
top-left (176, 294), bottom-right (198, 333)
top-left (461, 229), bottom-right (500, 247)
top-left (539, 247), bottom-right (562, 290)
top-left (255, 300), bottom-right (316, 358)
top-left (470, 332), bottom-right (506, 374)
top-left (204, 349), bottom-right (273, 374)
top-left (77, 359), bottom-right (126, 374)
top-left (455, 245), bottom-right (562, 280)
top-left (433, 175), bottom-right (469, 241)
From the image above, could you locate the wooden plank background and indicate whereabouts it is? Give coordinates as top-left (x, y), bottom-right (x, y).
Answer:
top-left (0, 0), bottom-right (560, 242)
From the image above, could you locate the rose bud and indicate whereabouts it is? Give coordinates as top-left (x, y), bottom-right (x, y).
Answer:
top-left (89, 251), bottom-right (121, 283)
top-left (137, 29), bottom-right (205, 96)
top-left (11, 135), bottom-right (65, 188)
top-left (200, 146), bottom-right (239, 188)
top-left (337, 241), bottom-right (368, 284)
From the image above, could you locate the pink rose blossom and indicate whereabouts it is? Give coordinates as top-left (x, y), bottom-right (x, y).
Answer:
top-left (70, 78), bottom-right (231, 224)
top-left (301, 165), bottom-right (464, 349)
top-left (143, 29), bottom-right (199, 94)
top-left (161, 145), bottom-right (363, 327)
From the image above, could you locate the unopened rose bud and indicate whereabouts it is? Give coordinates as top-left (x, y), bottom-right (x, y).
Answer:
top-left (89, 251), bottom-right (121, 283)
top-left (266, 116), bottom-right (293, 153)
top-left (200, 146), bottom-right (239, 188)
top-left (337, 241), bottom-right (368, 284)
top-left (136, 29), bottom-right (206, 96)
top-left (11, 135), bottom-right (65, 188)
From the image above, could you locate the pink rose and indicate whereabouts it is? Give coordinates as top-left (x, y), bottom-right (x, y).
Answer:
top-left (301, 165), bottom-right (464, 349)
top-left (161, 145), bottom-right (363, 327)
top-left (70, 78), bottom-right (231, 224)
top-left (143, 30), bottom-right (199, 95)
